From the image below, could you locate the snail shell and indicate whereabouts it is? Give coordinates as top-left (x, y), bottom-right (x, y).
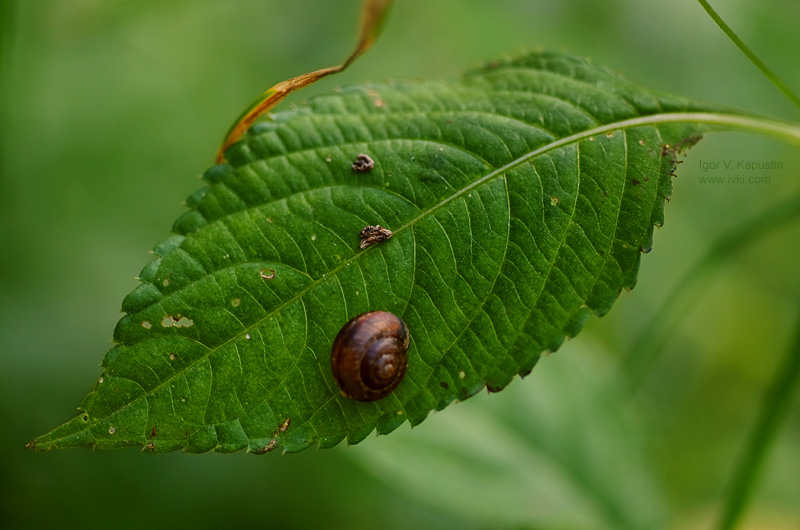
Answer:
top-left (331, 311), bottom-right (409, 402)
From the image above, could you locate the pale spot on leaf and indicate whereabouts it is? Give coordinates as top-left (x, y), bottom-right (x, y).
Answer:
top-left (161, 315), bottom-right (194, 328)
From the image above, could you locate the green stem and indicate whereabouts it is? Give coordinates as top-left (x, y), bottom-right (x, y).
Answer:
top-left (696, 0), bottom-right (800, 112)
top-left (716, 305), bottom-right (800, 530)
top-left (492, 114), bottom-right (800, 183)
top-left (583, 113), bottom-right (800, 147)
top-left (621, 193), bottom-right (800, 391)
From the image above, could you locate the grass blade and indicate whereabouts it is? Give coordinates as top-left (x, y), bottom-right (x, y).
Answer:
top-left (717, 303), bottom-right (800, 530)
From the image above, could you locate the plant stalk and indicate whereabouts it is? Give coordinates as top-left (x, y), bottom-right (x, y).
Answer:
top-left (696, 0), bottom-right (800, 112)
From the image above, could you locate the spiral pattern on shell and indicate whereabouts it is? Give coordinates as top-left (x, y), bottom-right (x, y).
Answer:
top-left (330, 311), bottom-right (409, 402)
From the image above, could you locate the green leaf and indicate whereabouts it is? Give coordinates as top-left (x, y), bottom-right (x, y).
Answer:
top-left (31, 51), bottom-right (714, 454)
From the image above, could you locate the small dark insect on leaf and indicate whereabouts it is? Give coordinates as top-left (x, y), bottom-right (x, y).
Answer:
top-left (272, 417), bottom-right (291, 436)
top-left (359, 225), bottom-right (393, 249)
top-left (278, 417), bottom-right (291, 433)
top-left (352, 153), bottom-right (375, 172)
top-left (250, 445), bottom-right (270, 455)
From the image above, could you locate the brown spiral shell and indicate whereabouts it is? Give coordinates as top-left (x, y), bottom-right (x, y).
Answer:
top-left (330, 311), bottom-right (409, 402)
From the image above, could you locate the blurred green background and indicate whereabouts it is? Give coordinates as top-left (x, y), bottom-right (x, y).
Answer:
top-left (2, 0), bottom-right (799, 528)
